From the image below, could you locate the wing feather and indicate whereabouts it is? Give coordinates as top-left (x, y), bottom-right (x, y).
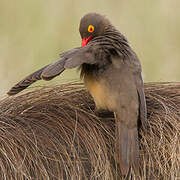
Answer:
top-left (7, 46), bottom-right (97, 96)
top-left (7, 65), bottom-right (49, 96)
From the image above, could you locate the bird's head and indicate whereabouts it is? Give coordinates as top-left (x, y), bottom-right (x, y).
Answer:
top-left (79, 13), bottom-right (110, 47)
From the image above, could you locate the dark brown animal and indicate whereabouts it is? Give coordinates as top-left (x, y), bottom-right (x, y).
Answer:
top-left (2, 82), bottom-right (180, 179)
top-left (7, 13), bottom-right (147, 175)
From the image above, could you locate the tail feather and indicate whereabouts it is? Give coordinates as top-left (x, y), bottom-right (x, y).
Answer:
top-left (115, 121), bottom-right (139, 176)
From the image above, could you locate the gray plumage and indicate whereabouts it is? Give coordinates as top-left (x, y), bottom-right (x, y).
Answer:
top-left (7, 13), bottom-right (147, 176)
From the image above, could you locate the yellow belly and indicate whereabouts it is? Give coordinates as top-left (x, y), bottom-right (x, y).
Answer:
top-left (83, 74), bottom-right (114, 110)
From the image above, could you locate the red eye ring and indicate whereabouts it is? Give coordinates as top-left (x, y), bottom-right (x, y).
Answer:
top-left (88, 25), bottom-right (94, 33)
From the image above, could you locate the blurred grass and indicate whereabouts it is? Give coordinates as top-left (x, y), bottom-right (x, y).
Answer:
top-left (0, 0), bottom-right (180, 96)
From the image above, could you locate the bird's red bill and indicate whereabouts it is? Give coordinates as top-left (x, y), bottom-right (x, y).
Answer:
top-left (81, 36), bottom-right (92, 47)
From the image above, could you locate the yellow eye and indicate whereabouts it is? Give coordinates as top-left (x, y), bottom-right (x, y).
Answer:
top-left (88, 25), bottom-right (94, 33)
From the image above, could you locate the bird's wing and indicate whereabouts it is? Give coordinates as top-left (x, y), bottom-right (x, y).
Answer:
top-left (63, 46), bottom-right (97, 68)
top-left (7, 46), bottom-right (96, 96)
top-left (129, 57), bottom-right (148, 130)
top-left (7, 65), bottom-right (50, 96)
top-left (41, 47), bottom-right (96, 79)
top-left (134, 70), bottom-right (148, 130)
top-left (41, 58), bottom-right (66, 81)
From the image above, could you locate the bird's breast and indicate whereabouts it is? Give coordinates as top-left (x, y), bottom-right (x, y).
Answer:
top-left (83, 73), bottom-right (116, 110)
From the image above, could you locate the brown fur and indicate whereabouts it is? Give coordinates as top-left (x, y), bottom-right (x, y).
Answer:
top-left (0, 82), bottom-right (180, 179)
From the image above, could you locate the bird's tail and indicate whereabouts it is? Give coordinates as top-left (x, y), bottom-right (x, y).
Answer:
top-left (115, 121), bottom-right (140, 176)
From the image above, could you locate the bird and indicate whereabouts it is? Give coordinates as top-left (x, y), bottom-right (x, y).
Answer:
top-left (7, 13), bottom-right (147, 176)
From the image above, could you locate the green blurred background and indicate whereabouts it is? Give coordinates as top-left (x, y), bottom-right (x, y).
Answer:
top-left (1, 0), bottom-right (180, 96)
